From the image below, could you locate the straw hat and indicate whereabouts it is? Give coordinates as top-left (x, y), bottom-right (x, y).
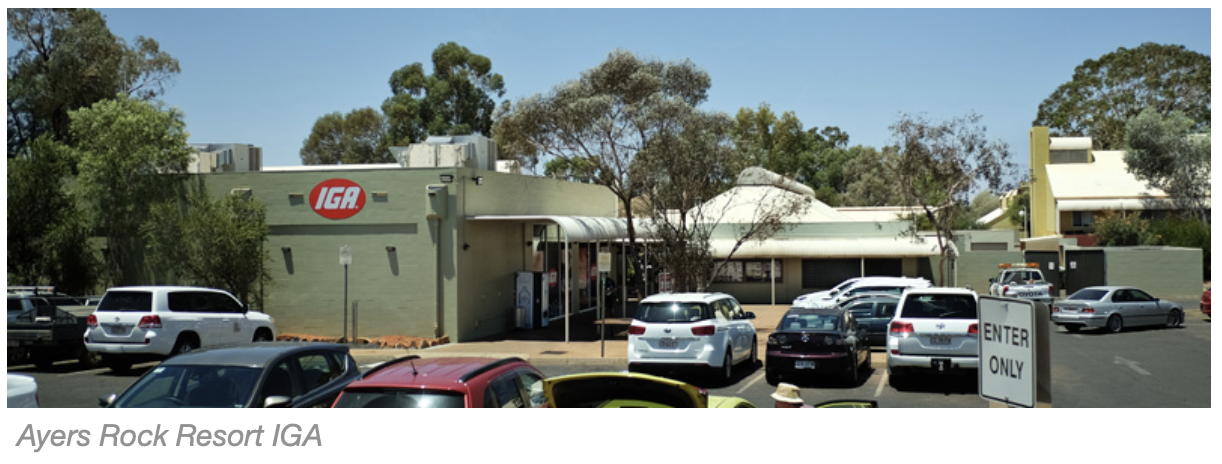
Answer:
top-left (770, 383), bottom-right (804, 404)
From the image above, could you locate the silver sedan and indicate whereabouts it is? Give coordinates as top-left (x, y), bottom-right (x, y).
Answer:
top-left (1051, 286), bottom-right (1185, 333)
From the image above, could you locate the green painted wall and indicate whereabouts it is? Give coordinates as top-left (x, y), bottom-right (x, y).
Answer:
top-left (955, 250), bottom-right (1025, 293)
top-left (1104, 247), bottom-right (1204, 300)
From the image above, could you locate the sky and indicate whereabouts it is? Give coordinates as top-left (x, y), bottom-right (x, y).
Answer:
top-left (64, 8), bottom-right (1213, 173)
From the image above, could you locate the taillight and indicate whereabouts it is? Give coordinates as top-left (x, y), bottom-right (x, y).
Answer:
top-left (137, 315), bottom-right (162, 329)
top-left (86, 315), bottom-right (98, 327)
top-left (1003, 285), bottom-right (1010, 294)
top-left (1052, 305), bottom-right (1060, 313)
top-left (767, 334), bottom-right (783, 345)
top-left (1049, 285), bottom-right (1055, 295)
top-left (968, 323), bottom-right (978, 335)
top-left (889, 321), bottom-right (913, 334)
top-left (1082, 307), bottom-right (1095, 314)
top-left (690, 324), bottom-right (715, 336)
top-left (627, 324), bottom-right (645, 335)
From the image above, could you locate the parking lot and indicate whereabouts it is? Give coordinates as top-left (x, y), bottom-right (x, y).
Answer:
top-left (10, 300), bottom-right (1208, 408)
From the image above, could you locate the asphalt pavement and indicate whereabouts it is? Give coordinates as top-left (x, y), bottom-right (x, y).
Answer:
top-left (11, 307), bottom-right (1209, 408)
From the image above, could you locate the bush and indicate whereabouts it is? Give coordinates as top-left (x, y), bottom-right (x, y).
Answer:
top-left (1093, 213), bottom-right (1150, 246)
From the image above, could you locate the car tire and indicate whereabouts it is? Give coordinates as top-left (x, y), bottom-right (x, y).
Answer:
top-left (253, 328), bottom-right (274, 342)
top-left (765, 368), bottom-right (779, 385)
top-left (1165, 309), bottom-right (1183, 328)
top-left (171, 334), bottom-right (200, 357)
top-left (1064, 325), bottom-right (1080, 333)
top-left (33, 354), bottom-right (54, 370)
top-left (1106, 314), bottom-right (1124, 333)
top-left (888, 367), bottom-right (906, 389)
top-left (846, 354), bottom-right (860, 386)
top-left (78, 347), bottom-right (102, 368)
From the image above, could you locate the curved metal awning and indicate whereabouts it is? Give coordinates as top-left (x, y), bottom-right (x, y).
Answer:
top-left (708, 237), bottom-right (949, 259)
top-left (467, 215), bottom-right (653, 242)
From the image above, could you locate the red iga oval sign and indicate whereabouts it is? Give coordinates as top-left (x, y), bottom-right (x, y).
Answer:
top-left (309, 178), bottom-right (366, 220)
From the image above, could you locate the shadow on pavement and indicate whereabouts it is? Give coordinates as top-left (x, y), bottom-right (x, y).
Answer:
top-left (771, 364), bottom-right (876, 389)
top-left (7, 360), bottom-right (99, 374)
top-left (1066, 325), bottom-right (1182, 336)
top-left (889, 371), bottom-right (978, 395)
top-left (634, 360), bottom-right (762, 389)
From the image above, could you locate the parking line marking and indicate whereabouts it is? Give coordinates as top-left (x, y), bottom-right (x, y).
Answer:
top-left (1114, 355), bottom-right (1151, 376)
top-left (874, 370), bottom-right (888, 397)
top-left (735, 371), bottom-right (765, 394)
top-left (63, 361), bottom-right (159, 377)
top-left (1072, 334), bottom-right (1084, 339)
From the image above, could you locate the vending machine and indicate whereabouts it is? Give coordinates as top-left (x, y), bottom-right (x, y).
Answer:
top-left (515, 271), bottom-right (548, 329)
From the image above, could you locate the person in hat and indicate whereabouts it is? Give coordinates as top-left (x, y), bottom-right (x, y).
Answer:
top-left (771, 382), bottom-right (807, 408)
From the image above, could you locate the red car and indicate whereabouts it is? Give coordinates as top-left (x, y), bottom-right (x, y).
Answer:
top-left (1202, 288), bottom-right (1211, 318)
top-left (331, 356), bottom-right (546, 408)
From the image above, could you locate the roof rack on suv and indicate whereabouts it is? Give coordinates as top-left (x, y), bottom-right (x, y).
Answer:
top-left (361, 355), bottom-right (421, 378)
top-left (459, 357), bottom-right (526, 383)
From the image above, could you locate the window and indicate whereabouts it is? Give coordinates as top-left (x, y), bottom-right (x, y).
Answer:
top-left (259, 361), bottom-right (297, 402)
top-left (778, 312), bottom-right (840, 331)
top-left (877, 302), bottom-right (897, 318)
top-left (1072, 211), bottom-right (1094, 228)
top-left (296, 353), bottom-right (340, 393)
top-left (847, 303), bottom-right (874, 319)
top-left (334, 389), bottom-right (465, 408)
top-left (208, 292), bottom-right (244, 313)
top-left (8, 299), bottom-right (23, 312)
top-left (1067, 289), bottom-right (1108, 301)
top-left (711, 300), bottom-right (731, 321)
top-left (1129, 289), bottom-right (1155, 302)
top-left (486, 375), bottom-right (525, 408)
top-left (636, 302), bottom-right (712, 323)
top-left (96, 291), bottom-right (152, 312)
top-left (168, 292), bottom-right (209, 312)
top-left (515, 371), bottom-right (546, 408)
top-left (900, 294), bottom-right (977, 319)
top-left (802, 259), bottom-right (859, 289)
top-left (713, 262), bottom-right (744, 283)
top-left (743, 260), bottom-right (782, 283)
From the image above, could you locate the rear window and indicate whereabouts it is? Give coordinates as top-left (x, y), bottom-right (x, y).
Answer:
top-left (96, 291), bottom-right (153, 312)
top-left (777, 312), bottom-right (841, 331)
top-left (333, 389), bottom-right (465, 408)
top-left (635, 302), bottom-right (712, 323)
top-left (900, 294), bottom-right (977, 319)
top-left (1068, 289), bottom-right (1109, 301)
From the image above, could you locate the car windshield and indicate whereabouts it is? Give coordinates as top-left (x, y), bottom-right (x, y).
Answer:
top-left (333, 388), bottom-right (466, 408)
top-left (901, 294), bottom-right (977, 319)
top-left (1068, 289), bottom-right (1109, 301)
top-left (96, 291), bottom-right (153, 312)
top-left (635, 302), bottom-right (712, 323)
top-left (778, 312), bottom-right (841, 331)
top-left (114, 365), bottom-right (261, 408)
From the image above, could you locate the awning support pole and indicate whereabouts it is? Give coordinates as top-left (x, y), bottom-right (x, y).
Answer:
top-left (564, 235), bottom-right (570, 343)
top-left (622, 241), bottom-right (627, 318)
top-left (770, 257), bottom-right (776, 306)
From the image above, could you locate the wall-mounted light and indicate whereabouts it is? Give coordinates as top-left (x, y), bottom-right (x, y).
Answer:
top-left (385, 246), bottom-right (397, 252)
top-left (472, 176), bottom-right (485, 185)
top-left (439, 174), bottom-right (455, 183)
top-left (281, 246), bottom-right (292, 253)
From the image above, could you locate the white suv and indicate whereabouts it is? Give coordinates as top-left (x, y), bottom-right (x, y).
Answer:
top-left (796, 276), bottom-right (931, 309)
top-left (886, 287), bottom-right (979, 386)
top-left (85, 286), bottom-right (276, 372)
top-left (627, 293), bottom-right (757, 382)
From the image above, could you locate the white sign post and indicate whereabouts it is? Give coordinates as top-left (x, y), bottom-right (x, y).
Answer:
top-left (978, 296), bottom-right (1038, 408)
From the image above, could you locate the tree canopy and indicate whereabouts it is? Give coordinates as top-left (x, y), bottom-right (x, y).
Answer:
top-left (1123, 108), bottom-right (1211, 222)
top-left (7, 8), bottom-right (179, 157)
top-left (730, 104), bottom-right (849, 203)
top-left (71, 96), bottom-right (193, 285)
top-left (1033, 42), bottom-right (1210, 150)
top-left (299, 107), bottom-right (390, 164)
top-left (382, 42), bottom-right (506, 146)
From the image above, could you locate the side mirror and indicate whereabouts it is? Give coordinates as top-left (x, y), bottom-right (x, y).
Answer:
top-left (98, 393), bottom-right (117, 407)
top-left (263, 395), bottom-right (292, 408)
top-left (743, 312), bottom-right (756, 320)
top-left (988, 278), bottom-right (995, 284)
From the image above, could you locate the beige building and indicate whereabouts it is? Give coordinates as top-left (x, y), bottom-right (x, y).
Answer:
top-left (188, 143), bottom-right (263, 173)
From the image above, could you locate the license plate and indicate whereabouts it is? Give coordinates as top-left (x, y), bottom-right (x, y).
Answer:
top-left (931, 358), bottom-right (952, 371)
top-left (794, 360), bottom-right (817, 369)
top-left (658, 338), bottom-right (678, 349)
top-left (928, 335), bottom-right (952, 345)
top-left (103, 323), bottom-right (132, 335)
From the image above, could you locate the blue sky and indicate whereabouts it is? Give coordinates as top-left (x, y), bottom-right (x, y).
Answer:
top-left (79, 9), bottom-right (1211, 172)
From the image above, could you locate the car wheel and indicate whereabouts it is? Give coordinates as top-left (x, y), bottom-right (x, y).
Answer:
top-left (33, 354), bottom-right (54, 370)
top-left (1064, 325), bottom-right (1080, 333)
top-left (765, 368), bottom-right (780, 385)
top-left (1106, 314), bottom-right (1124, 333)
top-left (1165, 309), bottom-right (1183, 328)
top-left (171, 335), bottom-right (200, 356)
top-left (78, 348), bottom-right (102, 368)
top-left (252, 328), bottom-right (274, 342)
top-left (846, 353), bottom-right (861, 386)
top-left (888, 367), bottom-right (906, 389)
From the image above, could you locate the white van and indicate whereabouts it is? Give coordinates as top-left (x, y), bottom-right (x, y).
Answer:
top-left (85, 286), bottom-right (276, 372)
top-left (627, 293), bottom-right (757, 382)
top-left (795, 277), bottom-right (931, 309)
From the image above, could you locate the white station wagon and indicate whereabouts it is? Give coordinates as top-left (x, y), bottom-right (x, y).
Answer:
top-left (627, 293), bottom-right (757, 381)
top-left (85, 286), bottom-right (276, 372)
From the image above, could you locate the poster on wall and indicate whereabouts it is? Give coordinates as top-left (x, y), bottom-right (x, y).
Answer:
top-left (714, 262), bottom-right (745, 283)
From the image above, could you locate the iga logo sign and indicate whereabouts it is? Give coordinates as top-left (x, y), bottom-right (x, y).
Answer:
top-left (309, 178), bottom-right (366, 220)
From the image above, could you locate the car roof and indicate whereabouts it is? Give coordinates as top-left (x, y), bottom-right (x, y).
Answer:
top-left (847, 277), bottom-right (930, 287)
top-left (159, 342), bottom-right (347, 368)
top-left (1076, 286), bottom-right (1130, 292)
top-left (105, 286), bottom-right (232, 293)
top-left (348, 356), bottom-right (524, 389)
top-left (640, 292), bottom-right (731, 304)
top-left (785, 307), bottom-right (843, 316)
top-left (902, 287), bottom-right (977, 296)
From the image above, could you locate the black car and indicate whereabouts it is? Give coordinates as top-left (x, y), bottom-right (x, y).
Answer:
top-left (100, 343), bottom-right (360, 408)
top-left (7, 295), bottom-right (97, 368)
top-left (838, 294), bottom-right (899, 346)
top-left (765, 307), bottom-right (870, 385)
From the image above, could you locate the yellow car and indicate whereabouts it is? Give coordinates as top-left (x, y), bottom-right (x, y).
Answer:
top-left (543, 372), bottom-right (755, 408)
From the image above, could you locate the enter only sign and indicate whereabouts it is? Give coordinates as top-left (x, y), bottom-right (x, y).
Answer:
top-left (978, 297), bottom-right (1038, 408)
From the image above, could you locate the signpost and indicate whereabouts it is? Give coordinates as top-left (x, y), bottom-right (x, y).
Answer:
top-left (339, 245), bottom-right (352, 343)
top-left (978, 296), bottom-right (1051, 408)
top-left (597, 251), bottom-right (611, 358)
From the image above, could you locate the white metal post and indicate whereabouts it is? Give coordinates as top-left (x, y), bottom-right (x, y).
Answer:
top-left (564, 235), bottom-right (570, 343)
top-left (770, 257), bottom-right (776, 306)
top-left (621, 241), bottom-right (627, 318)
